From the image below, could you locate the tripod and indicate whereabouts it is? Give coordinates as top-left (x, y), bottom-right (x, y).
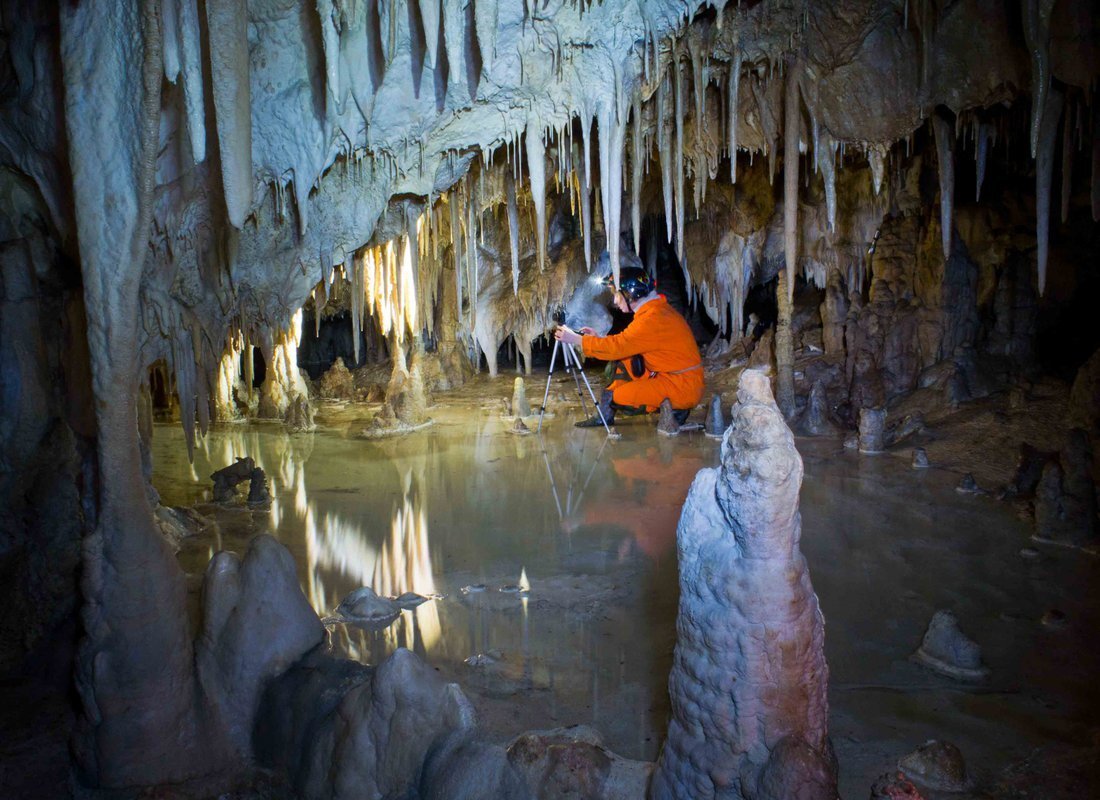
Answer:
top-left (536, 335), bottom-right (613, 435)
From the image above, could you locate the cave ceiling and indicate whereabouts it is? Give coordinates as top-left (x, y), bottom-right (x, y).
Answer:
top-left (2, 0), bottom-right (1097, 397)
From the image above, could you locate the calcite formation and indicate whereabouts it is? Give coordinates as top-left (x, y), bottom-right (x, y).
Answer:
top-left (652, 369), bottom-right (833, 800)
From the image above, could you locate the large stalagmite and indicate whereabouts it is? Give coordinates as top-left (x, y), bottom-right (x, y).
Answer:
top-left (652, 369), bottom-right (834, 800)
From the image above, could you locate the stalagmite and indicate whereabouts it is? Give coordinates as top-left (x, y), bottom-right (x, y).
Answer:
top-left (1035, 88), bottom-right (1064, 296)
top-left (727, 41), bottom-right (741, 183)
top-left (652, 370), bottom-right (834, 800)
top-left (505, 166), bottom-right (520, 295)
top-left (527, 120), bottom-right (547, 272)
top-left (420, 0), bottom-right (440, 69)
top-left (206, 0), bottom-right (253, 229)
top-left (177, 0), bottom-right (205, 162)
top-left (932, 112), bottom-right (954, 261)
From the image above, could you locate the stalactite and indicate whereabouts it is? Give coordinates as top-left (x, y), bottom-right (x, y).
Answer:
top-left (674, 53), bottom-right (686, 265)
top-left (1061, 101), bottom-right (1073, 224)
top-left (783, 56), bottom-right (800, 302)
top-left (867, 145), bottom-right (886, 196)
top-left (400, 233), bottom-right (418, 335)
top-left (819, 130), bottom-right (838, 233)
top-left (527, 119), bottom-right (547, 271)
top-left (658, 65), bottom-right (674, 243)
top-left (463, 0), bottom-right (482, 99)
top-left (505, 165), bottom-right (520, 294)
top-left (317, 0), bottom-right (340, 106)
top-left (1035, 87), bottom-right (1064, 296)
top-left (162, 0), bottom-right (180, 83)
top-left (366, 0), bottom-right (386, 91)
top-left (1093, 104), bottom-right (1100, 222)
top-left (177, 0), bottom-right (205, 162)
top-left (420, 0), bottom-right (440, 69)
top-left (474, 0), bottom-right (497, 70)
top-left (1022, 0), bottom-right (1055, 158)
top-left (727, 37), bottom-right (741, 183)
top-left (932, 111), bottom-right (955, 261)
top-left (465, 193), bottom-right (478, 331)
top-left (449, 192), bottom-right (463, 321)
top-left (206, 0), bottom-right (253, 228)
top-left (351, 256), bottom-right (362, 365)
top-left (631, 93), bottom-right (643, 257)
top-left (580, 110), bottom-right (594, 271)
top-left (442, 0), bottom-right (464, 91)
top-left (690, 38), bottom-right (704, 169)
top-left (598, 96), bottom-right (626, 285)
top-left (975, 121), bottom-right (993, 202)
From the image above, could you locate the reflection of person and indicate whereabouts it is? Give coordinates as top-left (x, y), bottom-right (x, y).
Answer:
top-left (575, 445), bottom-right (705, 560)
top-left (555, 266), bottom-right (704, 428)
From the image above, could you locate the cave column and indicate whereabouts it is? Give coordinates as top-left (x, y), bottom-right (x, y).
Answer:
top-left (59, 0), bottom-right (218, 785)
top-left (775, 271), bottom-right (796, 417)
top-left (775, 54), bottom-right (801, 418)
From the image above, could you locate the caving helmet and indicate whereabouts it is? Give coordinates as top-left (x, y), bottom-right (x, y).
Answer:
top-left (598, 250), bottom-right (655, 303)
top-left (598, 266), bottom-right (656, 301)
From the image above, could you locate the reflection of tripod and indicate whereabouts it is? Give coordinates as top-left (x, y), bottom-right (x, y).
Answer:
top-left (536, 335), bottom-right (612, 435)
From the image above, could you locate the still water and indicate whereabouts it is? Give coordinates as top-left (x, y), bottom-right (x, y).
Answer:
top-left (153, 388), bottom-right (1100, 792)
top-left (153, 398), bottom-right (716, 760)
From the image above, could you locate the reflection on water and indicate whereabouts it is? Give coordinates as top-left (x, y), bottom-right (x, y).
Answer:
top-left (154, 411), bottom-right (715, 759)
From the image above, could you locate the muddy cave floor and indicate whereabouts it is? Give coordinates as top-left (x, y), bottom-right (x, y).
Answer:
top-left (5, 368), bottom-right (1100, 798)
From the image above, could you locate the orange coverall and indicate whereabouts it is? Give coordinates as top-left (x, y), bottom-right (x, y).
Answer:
top-left (580, 295), bottom-right (704, 412)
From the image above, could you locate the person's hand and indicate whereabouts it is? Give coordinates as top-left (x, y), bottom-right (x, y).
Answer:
top-left (554, 325), bottom-right (582, 346)
top-left (579, 326), bottom-right (596, 336)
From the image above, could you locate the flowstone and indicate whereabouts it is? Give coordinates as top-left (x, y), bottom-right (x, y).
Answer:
top-left (652, 369), bottom-right (834, 800)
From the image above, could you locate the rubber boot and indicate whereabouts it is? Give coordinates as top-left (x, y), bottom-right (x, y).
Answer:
top-left (575, 389), bottom-right (615, 428)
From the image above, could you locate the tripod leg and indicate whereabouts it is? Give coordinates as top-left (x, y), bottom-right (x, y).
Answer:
top-left (571, 346), bottom-right (614, 435)
top-left (537, 339), bottom-right (560, 434)
top-left (562, 343), bottom-right (591, 417)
